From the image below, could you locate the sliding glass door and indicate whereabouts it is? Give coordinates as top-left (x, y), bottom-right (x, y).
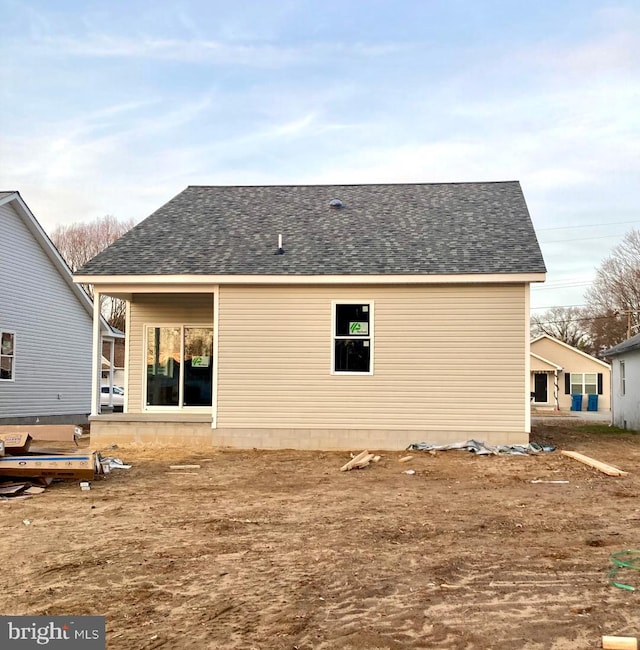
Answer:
top-left (146, 326), bottom-right (213, 408)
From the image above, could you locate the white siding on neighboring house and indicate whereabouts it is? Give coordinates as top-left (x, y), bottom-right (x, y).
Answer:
top-left (611, 352), bottom-right (640, 431)
top-left (0, 201), bottom-right (94, 419)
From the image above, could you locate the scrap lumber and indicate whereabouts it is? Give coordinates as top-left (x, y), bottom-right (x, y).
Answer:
top-left (561, 451), bottom-right (628, 477)
top-left (398, 455), bottom-right (414, 463)
top-left (340, 450), bottom-right (370, 472)
top-left (169, 464), bottom-right (201, 470)
top-left (602, 636), bottom-right (638, 650)
top-left (351, 453), bottom-right (375, 469)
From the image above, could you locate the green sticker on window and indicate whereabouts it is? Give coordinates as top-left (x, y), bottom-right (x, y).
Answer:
top-left (349, 322), bottom-right (368, 335)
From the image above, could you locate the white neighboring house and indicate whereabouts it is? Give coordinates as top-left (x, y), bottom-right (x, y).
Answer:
top-left (0, 191), bottom-right (121, 424)
top-left (604, 332), bottom-right (640, 431)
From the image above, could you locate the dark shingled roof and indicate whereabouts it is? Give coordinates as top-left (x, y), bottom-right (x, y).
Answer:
top-left (77, 182), bottom-right (546, 276)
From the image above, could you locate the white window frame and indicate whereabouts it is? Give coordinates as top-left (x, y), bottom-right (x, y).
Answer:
top-left (570, 372), bottom-right (597, 395)
top-left (0, 330), bottom-right (16, 382)
top-left (620, 361), bottom-right (626, 396)
top-left (143, 323), bottom-right (213, 411)
top-left (331, 301), bottom-right (374, 376)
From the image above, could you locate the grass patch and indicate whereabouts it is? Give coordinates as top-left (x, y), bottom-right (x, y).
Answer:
top-left (576, 424), bottom-right (638, 435)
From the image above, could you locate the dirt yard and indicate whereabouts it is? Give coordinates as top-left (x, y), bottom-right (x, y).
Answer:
top-left (1, 421), bottom-right (639, 649)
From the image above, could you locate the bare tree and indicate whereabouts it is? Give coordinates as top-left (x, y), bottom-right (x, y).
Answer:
top-left (583, 308), bottom-right (629, 357)
top-left (51, 215), bottom-right (135, 331)
top-left (584, 228), bottom-right (640, 352)
top-left (531, 306), bottom-right (592, 351)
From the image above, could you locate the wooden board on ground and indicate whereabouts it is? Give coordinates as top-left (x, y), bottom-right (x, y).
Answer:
top-left (352, 453), bottom-right (375, 469)
top-left (602, 636), bottom-right (638, 650)
top-left (561, 450), bottom-right (628, 477)
top-left (340, 450), bottom-right (370, 472)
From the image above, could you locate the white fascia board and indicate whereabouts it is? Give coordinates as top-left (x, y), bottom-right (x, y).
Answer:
top-left (531, 334), bottom-right (611, 369)
top-left (530, 352), bottom-right (563, 371)
top-left (75, 272), bottom-right (547, 288)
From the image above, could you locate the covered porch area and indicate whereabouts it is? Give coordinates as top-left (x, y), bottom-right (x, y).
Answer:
top-left (530, 352), bottom-right (562, 412)
top-left (89, 284), bottom-right (218, 444)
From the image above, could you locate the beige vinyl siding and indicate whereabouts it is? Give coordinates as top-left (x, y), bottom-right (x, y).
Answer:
top-left (217, 283), bottom-right (527, 434)
top-left (127, 294), bottom-right (214, 412)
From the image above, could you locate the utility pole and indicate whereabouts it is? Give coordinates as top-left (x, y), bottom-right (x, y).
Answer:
top-left (615, 307), bottom-right (639, 338)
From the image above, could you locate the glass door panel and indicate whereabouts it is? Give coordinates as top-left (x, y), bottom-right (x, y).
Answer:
top-left (146, 327), bottom-right (180, 406)
top-left (184, 327), bottom-right (213, 406)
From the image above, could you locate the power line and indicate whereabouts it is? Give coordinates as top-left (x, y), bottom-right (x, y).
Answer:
top-left (533, 314), bottom-right (623, 325)
top-left (537, 219), bottom-right (640, 231)
top-left (540, 234), bottom-right (629, 244)
top-left (531, 282), bottom-right (591, 290)
top-left (531, 304), bottom-right (587, 310)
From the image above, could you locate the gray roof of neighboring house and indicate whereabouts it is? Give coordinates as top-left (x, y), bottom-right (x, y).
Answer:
top-left (604, 332), bottom-right (640, 357)
top-left (77, 181), bottom-right (547, 276)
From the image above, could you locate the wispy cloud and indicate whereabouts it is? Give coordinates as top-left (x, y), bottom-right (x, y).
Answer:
top-left (2, 0), bottom-right (639, 313)
top-left (34, 33), bottom-right (406, 67)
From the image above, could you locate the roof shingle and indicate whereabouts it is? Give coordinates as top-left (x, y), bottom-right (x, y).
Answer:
top-left (77, 182), bottom-right (546, 276)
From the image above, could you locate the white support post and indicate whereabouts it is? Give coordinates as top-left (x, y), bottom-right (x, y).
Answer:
top-left (554, 369), bottom-right (559, 411)
top-left (524, 283), bottom-right (531, 433)
top-left (91, 290), bottom-right (102, 416)
top-left (212, 288), bottom-right (219, 429)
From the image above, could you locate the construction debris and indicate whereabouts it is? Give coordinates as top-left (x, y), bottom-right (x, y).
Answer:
top-left (561, 451), bottom-right (628, 477)
top-left (407, 439), bottom-right (555, 455)
top-left (340, 450), bottom-right (378, 471)
top-left (0, 438), bottom-right (130, 500)
top-left (169, 464), bottom-right (201, 470)
top-left (398, 455), bottom-right (414, 463)
top-left (0, 424), bottom-right (83, 443)
top-left (0, 452), bottom-right (98, 480)
top-left (0, 432), bottom-right (32, 455)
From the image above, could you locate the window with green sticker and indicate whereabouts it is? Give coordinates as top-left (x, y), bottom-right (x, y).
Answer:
top-left (333, 303), bottom-right (372, 373)
top-left (146, 326), bottom-right (213, 407)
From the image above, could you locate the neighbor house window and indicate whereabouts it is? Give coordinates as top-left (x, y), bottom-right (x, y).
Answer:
top-left (332, 302), bottom-right (373, 374)
top-left (620, 361), bottom-right (625, 395)
top-left (570, 373), bottom-right (597, 395)
top-left (0, 331), bottom-right (15, 381)
top-left (146, 326), bottom-right (213, 407)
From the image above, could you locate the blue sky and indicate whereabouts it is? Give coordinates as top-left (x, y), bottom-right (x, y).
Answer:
top-left (1, 1), bottom-right (638, 311)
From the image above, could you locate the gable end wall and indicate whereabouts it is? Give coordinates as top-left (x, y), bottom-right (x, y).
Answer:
top-left (110, 282), bottom-right (530, 448)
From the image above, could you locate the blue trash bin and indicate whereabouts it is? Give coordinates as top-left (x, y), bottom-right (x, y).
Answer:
top-left (571, 394), bottom-right (583, 411)
top-left (587, 394), bottom-right (599, 412)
